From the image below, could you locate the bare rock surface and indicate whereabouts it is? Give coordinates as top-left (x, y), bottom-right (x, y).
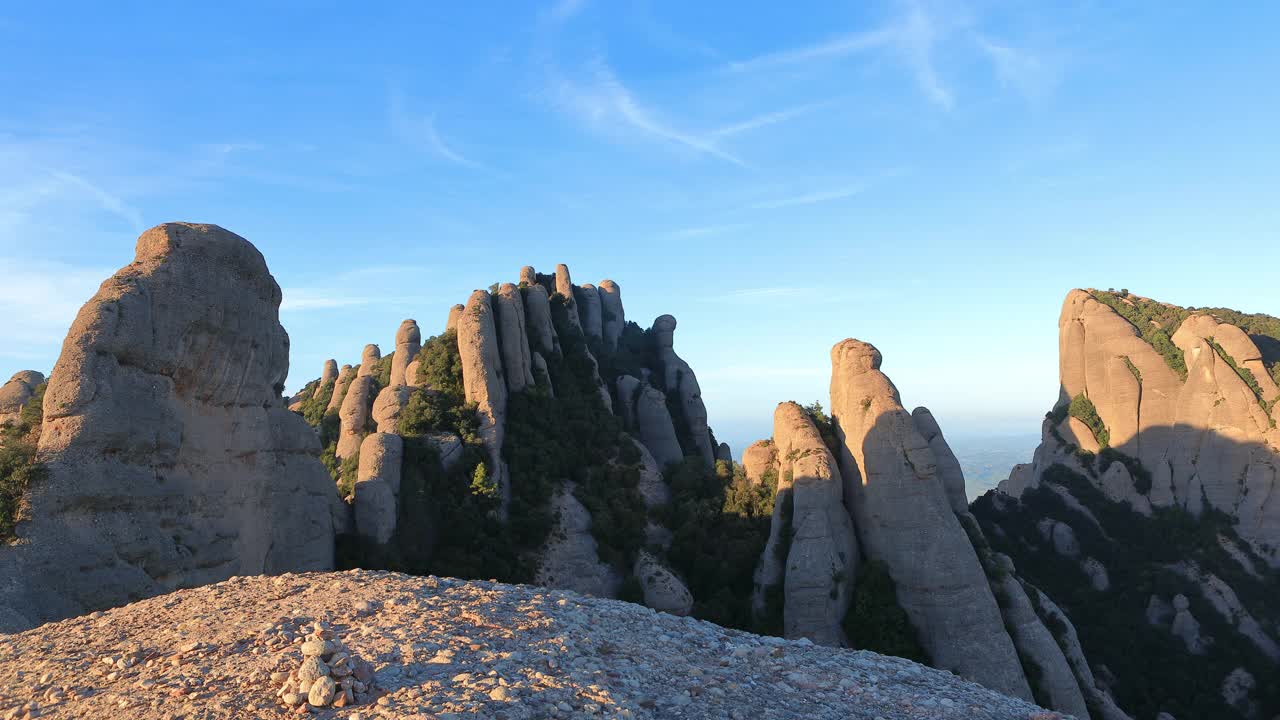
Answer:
top-left (618, 376), bottom-right (684, 467)
top-left (0, 371), bottom-right (44, 428)
top-left (653, 314), bottom-right (714, 467)
top-left (389, 320), bottom-right (421, 388)
top-left (598, 279), bottom-right (624, 350)
top-left (356, 345), bottom-right (381, 378)
top-left (829, 339), bottom-right (1032, 701)
top-left (910, 407), bottom-right (969, 515)
top-left (578, 283), bottom-right (604, 341)
top-left (445, 304), bottom-right (465, 334)
top-left (371, 384), bottom-right (412, 434)
top-left (337, 375), bottom-right (377, 459)
top-left (317, 359), bottom-right (339, 393)
top-left (456, 290), bottom-right (509, 513)
top-left (522, 284), bottom-right (558, 357)
top-left (743, 440), bottom-right (777, 485)
top-left (0, 223), bottom-right (338, 631)
top-left (354, 433), bottom-right (404, 545)
top-left (633, 550), bottom-right (693, 617)
top-left (535, 485), bottom-right (621, 600)
top-left (0, 570), bottom-right (1065, 720)
top-left (326, 364), bottom-right (356, 414)
top-left (494, 283), bottom-right (535, 393)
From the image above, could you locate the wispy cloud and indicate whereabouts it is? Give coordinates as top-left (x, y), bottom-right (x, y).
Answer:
top-left (726, 1), bottom-right (956, 110)
top-left (48, 171), bottom-right (144, 230)
top-left (543, 0), bottom-right (587, 25)
top-left (708, 102), bottom-right (828, 139)
top-left (974, 34), bottom-right (1056, 101)
top-left (0, 258), bottom-right (114, 369)
top-left (748, 182), bottom-right (870, 210)
top-left (280, 289), bottom-right (374, 312)
top-left (388, 92), bottom-right (486, 170)
top-left (546, 55), bottom-right (749, 167)
top-left (666, 222), bottom-right (750, 239)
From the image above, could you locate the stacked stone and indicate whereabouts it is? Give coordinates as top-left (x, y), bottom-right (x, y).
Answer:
top-left (276, 621), bottom-right (375, 711)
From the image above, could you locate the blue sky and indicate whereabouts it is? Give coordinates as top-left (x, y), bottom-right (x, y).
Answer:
top-left (2, 1), bottom-right (1278, 458)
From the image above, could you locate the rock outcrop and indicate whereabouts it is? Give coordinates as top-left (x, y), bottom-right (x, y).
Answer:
top-left (598, 279), bottom-right (624, 351)
top-left (456, 290), bottom-right (509, 512)
top-left (356, 344), bottom-right (381, 377)
top-left (616, 375), bottom-right (684, 467)
top-left (633, 550), bottom-right (693, 616)
top-left (554, 264), bottom-right (581, 331)
top-left (371, 384), bottom-right (412, 434)
top-left (336, 375), bottom-right (376, 459)
top-left (316, 359), bottom-right (338, 395)
top-left (0, 223), bottom-right (339, 631)
top-left (653, 314), bottom-right (714, 467)
top-left (326, 364), bottom-right (356, 414)
top-left (767, 402), bottom-right (858, 646)
top-left (577, 283), bottom-right (603, 341)
top-left (743, 440), bottom-right (777, 485)
top-left (353, 433), bottom-right (402, 545)
top-left (535, 485), bottom-right (620, 599)
top-left (829, 339), bottom-right (1033, 700)
top-left (445, 304), bottom-right (464, 334)
top-left (493, 283), bottom-right (534, 393)
top-left (389, 320), bottom-right (421, 388)
top-left (0, 371), bottom-right (44, 428)
top-left (0, 570), bottom-right (1064, 720)
top-left (911, 407), bottom-right (969, 515)
top-left (522, 283), bottom-right (558, 357)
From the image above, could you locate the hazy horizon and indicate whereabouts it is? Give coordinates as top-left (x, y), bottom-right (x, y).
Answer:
top-left (2, 1), bottom-right (1277, 464)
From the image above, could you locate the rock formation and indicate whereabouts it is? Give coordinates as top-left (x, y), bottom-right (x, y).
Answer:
top-left (389, 320), bottom-right (421, 388)
top-left (578, 283), bottom-right (603, 341)
top-left (743, 440), bottom-right (777, 485)
top-left (493, 283), bottom-right (534, 393)
top-left (911, 407), bottom-right (969, 516)
top-left (829, 339), bottom-right (1033, 700)
top-left (554, 264), bottom-right (582, 331)
top-left (456, 290), bottom-right (509, 512)
top-left (356, 344), bottom-right (381, 377)
top-left (445, 304), bottom-right (465, 333)
top-left (616, 375), bottom-right (684, 467)
top-left (371, 384), bottom-right (412, 434)
top-left (598, 279), bottom-right (624, 351)
top-left (653, 314), bottom-right (714, 467)
top-left (0, 371), bottom-right (44, 428)
top-left (326, 364), bottom-right (356, 414)
top-left (633, 550), bottom-right (693, 616)
top-left (754, 402), bottom-right (858, 646)
top-left (0, 223), bottom-right (339, 631)
top-left (535, 485), bottom-right (620, 599)
top-left (522, 283), bottom-right (558, 356)
top-left (336, 375), bottom-right (376, 460)
top-left (316, 359), bottom-right (338, 395)
top-left (353, 433), bottom-right (402, 545)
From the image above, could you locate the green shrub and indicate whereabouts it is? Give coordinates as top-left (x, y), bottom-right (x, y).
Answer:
top-left (1207, 338), bottom-right (1268, 411)
top-left (842, 561), bottom-right (929, 663)
top-left (1068, 394), bottom-right (1110, 448)
top-left (298, 381), bottom-right (334, 426)
top-left (1090, 291), bottom-right (1189, 378)
top-left (1, 384), bottom-right (47, 543)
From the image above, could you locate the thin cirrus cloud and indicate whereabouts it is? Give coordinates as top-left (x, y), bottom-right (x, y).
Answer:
top-left (725, 1), bottom-right (955, 110)
top-left (388, 91), bottom-right (486, 171)
top-left (747, 182), bottom-right (870, 211)
top-left (545, 56), bottom-right (748, 168)
top-left (706, 102), bottom-right (830, 140)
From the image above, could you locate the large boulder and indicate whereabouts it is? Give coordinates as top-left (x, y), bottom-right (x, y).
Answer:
top-left (633, 550), bottom-right (693, 616)
top-left (554, 263), bottom-right (582, 331)
top-left (372, 384), bottom-right (413, 434)
top-left (653, 315), bottom-right (714, 467)
top-left (535, 484), bottom-right (620, 598)
top-left (0, 371), bottom-right (45, 428)
top-left (389, 320), bottom-right (421, 388)
top-left (598, 279), bottom-right (625, 351)
top-left (619, 376), bottom-right (684, 468)
top-left (445, 304), bottom-right (465, 334)
top-left (456, 290), bottom-right (509, 513)
top-left (494, 283), bottom-right (535, 393)
top-left (828, 339), bottom-right (1032, 700)
top-left (0, 223), bottom-right (339, 630)
top-left (771, 402), bottom-right (858, 646)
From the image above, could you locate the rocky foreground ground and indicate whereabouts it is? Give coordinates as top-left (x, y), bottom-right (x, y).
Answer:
top-left (0, 570), bottom-right (1064, 720)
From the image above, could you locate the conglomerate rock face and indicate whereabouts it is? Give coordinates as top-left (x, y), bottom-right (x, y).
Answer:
top-left (653, 314), bottom-right (714, 467)
top-left (1007, 289), bottom-right (1280, 565)
top-left (456, 289), bottom-right (510, 512)
top-left (828, 338), bottom-right (1033, 701)
top-left (389, 320), bottom-right (421, 388)
top-left (0, 371), bottom-right (44, 428)
top-left (0, 223), bottom-right (339, 632)
top-left (0, 570), bottom-right (1062, 720)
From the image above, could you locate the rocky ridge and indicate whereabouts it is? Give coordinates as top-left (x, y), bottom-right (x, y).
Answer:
top-left (0, 570), bottom-right (1064, 720)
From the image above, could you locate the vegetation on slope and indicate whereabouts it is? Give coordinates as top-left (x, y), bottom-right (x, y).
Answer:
top-left (0, 384), bottom-right (46, 543)
top-left (1090, 290), bottom-right (1190, 378)
top-left (973, 465), bottom-right (1280, 719)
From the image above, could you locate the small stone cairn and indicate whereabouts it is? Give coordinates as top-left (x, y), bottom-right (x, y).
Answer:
top-left (275, 621), bottom-right (375, 712)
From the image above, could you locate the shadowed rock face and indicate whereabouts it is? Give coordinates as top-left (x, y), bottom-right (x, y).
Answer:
top-left (1007, 289), bottom-right (1280, 566)
top-left (521, 284), bottom-right (558, 357)
top-left (770, 402), bottom-right (858, 646)
top-left (494, 284), bottom-right (534, 393)
top-left (910, 407), bottom-right (968, 516)
top-left (390, 320), bottom-right (421, 388)
top-left (829, 339), bottom-right (1032, 701)
top-left (0, 371), bottom-right (44, 428)
top-left (616, 375), bottom-right (683, 467)
top-left (578, 284), bottom-right (603, 341)
top-left (653, 314), bottom-right (714, 467)
top-left (354, 432), bottom-right (403, 545)
top-left (0, 223), bottom-right (339, 631)
top-left (598, 280), bottom-right (624, 351)
top-left (456, 290), bottom-right (509, 513)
